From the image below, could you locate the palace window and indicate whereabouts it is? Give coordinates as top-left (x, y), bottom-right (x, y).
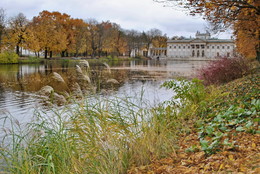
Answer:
top-left (227, 52), bottom-right (230, 57)
top-left (192, 50), bottom-right (195, 57)
top-left (202, 50), bottom-right (205, 57)
top-left (179, 46), bottom-right (181, 49)
top-left (217, 52), bottom-right (220, 57)
top-left (196, 45), bottom-right (200, 49)
top-left (222, 46), bottom-right (225, 49)
top-left (217, 46), bottom-right (219, 49)
top-left (201, 45), bottom-right (205, 49)
top-left (197, 50), bottom-right (200, 57)
top-left (212, 46), bottom-right (214, 49)
top-left (183, 46), bottom-right (185, 49)
top-left (188, 46), bottom-right (190, 49)
top-left (227, 46), bottom-right (230, 49)
top-left (191, 45), bottom-right (195, 49)
top-left (174, 46), bottom-right (176, 49)
top-left (207, 46), bottom-right (209, 49)
top-left (169, 46), bottom-right (172, 49)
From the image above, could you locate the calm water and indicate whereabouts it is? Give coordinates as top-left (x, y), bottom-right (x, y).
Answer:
top-left (0, 59), bottom-right (207, 125)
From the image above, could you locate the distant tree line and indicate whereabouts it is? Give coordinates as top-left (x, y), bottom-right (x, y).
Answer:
top-left (0, 9), bottom-right (168, 58)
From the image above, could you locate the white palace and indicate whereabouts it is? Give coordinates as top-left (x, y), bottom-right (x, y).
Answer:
top-left (149, 31), bottom-right (235, 59)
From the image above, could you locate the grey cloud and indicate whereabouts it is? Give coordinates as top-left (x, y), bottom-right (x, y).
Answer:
top-left (0, 0), bottom-right (229, 38)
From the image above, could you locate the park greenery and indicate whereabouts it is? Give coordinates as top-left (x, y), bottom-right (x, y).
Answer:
top-left (0, 51), bottom-right (19, 63)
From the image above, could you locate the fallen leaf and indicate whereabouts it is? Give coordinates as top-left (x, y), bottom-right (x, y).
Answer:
top-left (219, 163), bottom-right (224, 170)
top-left (228, 155), bottom-right (234, 161)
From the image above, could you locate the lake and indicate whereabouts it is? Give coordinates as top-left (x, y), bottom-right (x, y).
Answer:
top-left (0, 59), bottom-right (207, 125)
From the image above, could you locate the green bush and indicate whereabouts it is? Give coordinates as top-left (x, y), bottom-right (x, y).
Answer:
top-left (162, 78), bottom-right (206, 106)
top-left (0, 51), bottom-right (19, 64)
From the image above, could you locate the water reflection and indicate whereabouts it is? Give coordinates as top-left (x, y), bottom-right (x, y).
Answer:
top-left (0, 59), bottom-right (207, 123)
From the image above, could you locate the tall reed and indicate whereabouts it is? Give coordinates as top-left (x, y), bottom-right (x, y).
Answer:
top-left (0, 94), bottom-right (184, 174)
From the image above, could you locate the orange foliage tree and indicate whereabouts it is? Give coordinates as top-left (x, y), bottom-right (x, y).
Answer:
top-left (96, 21), bottom-right (113, 57)
top-left (29, 11), bottom-right (67, 58)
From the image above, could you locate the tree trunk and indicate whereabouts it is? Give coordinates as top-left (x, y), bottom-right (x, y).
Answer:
top-left (50, 51), bottom-right (53, 58)
top-left (256, 50), bottom-right (260, 62)
top-left (20, 47), bottom-right (22, 57)
top-left (0, 33), bottom-right (2, 53)
top-left (44, 48), bottom-right (48, 59)
top-left (16, 45), bottom-right (20, 56)
top-left (128, 48), bottom-right (131, 57)
top-left (61, 51), bottom-right (65, 57)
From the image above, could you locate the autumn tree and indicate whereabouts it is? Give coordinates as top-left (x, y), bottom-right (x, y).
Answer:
top-left (233, 4), bottom-right (259, 59)
top-left (109, 23), bottom-right (127, 56)
top-left (155, 0), bottom-right (260, 61)
top-left (54, 12), bottom-right (74, 57)
top-left (72, 19), bottom-right (88, 57)
top-left (0, 8), bottom-right (6, 53)
top-left (55, 17), bottom-right (86, 57)
top-left (29, 11), bottom-right (67, 58)
top-left (144, 28), bottom-right (162, 49)
top-left (124, 29), bottom-right (162, 58)
top-left (25, 23), bottom-right (41, 57)
top-left (85, 19), bottom-right (99, 58)
top-left (152, 34), bottom-right (167, 48)
top-left (96, 21), bottom-right (113, 57)
top-left (124, 29), bottom-right (142, 57)
top-left (7, 13), bottom-right (28, 56)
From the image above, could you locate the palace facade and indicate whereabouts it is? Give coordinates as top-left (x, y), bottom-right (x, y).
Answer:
top-left (166, 31), bottom-right (235, 59)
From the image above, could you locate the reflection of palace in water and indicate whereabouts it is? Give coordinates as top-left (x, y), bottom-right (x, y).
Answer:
top-left (134, 31), bottom-right (235, 59)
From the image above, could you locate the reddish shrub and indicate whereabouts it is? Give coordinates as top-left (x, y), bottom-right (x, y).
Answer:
top-left (197, 57), bottom-right (250, 85)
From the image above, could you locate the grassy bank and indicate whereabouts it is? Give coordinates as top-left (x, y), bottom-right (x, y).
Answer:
top-left (0, 52), bottom-right (44, 64)
top-left (129, 67), bottom-right (260, 173)
top-left (0, 62), bottom-right (259, 173)
top-left (0, 54), bottom-right (138, 65)
top-left (18, 57), bottom-right (44, 64)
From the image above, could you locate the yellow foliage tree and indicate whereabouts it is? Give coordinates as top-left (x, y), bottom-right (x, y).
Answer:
top-left (110, 23), bottom-right (127, 56)
top-left (152, 35), bottom-right (167, 48)
top-left (6, 13), bottom-right (28, 56)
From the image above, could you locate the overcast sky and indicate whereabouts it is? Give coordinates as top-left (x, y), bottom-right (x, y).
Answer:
top-left (0, 0), bottom-right (232, 38)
